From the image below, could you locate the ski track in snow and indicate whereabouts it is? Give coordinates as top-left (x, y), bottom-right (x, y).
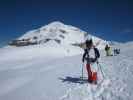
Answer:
top-left (0, 43), bottom-right (133, 100)
top-left (60, 79), bottom-right (111, 100)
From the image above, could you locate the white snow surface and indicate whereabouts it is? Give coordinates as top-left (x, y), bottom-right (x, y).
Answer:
top-left (0, 41), bottom-right (133, 100)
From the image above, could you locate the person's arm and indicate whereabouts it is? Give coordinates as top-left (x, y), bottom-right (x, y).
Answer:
top-left (82, 49), bottom-right (87, 62)
top-left (105, 46), bottom-right (107, 51)
top-left (94, 47), bottom-right (100, 59)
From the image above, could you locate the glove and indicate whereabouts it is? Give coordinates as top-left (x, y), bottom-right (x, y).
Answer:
top-left (96, 60), bottom-right (99, 64)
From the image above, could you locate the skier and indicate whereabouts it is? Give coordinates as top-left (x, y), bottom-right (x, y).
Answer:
top-left (82, 39), bottom-right (100, 84)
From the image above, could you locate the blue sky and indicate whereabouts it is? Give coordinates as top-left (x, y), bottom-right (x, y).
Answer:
top-left (0, 0), bottom-right (133, 46)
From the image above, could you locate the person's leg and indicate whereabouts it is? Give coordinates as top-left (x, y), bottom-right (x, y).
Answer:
top-left (86, 64), bottom-right (92, 82)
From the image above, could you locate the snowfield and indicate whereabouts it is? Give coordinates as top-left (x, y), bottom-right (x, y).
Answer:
top-left (0, 42), bottom-right (133, 100)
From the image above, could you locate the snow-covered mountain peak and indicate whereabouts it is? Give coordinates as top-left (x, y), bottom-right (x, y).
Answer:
top-left (9, 21), bottom-right (108, 50)
top-left (46, 21), bottom-right (65, 27)
top-left (41, 21), bottom-right (84, 34)
top-left (16, 21), bottom-right (86, 46)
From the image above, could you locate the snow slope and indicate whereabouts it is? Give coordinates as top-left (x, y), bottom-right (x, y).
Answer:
top-left (0, 42), bottom-right (133, 100)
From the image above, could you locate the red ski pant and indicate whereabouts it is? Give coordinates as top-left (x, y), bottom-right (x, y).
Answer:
top-left (86, 64), bottom-right (92, 81)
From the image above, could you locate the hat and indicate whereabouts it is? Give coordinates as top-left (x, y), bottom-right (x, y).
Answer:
top-left (85, 39), bottom-right (93, 45)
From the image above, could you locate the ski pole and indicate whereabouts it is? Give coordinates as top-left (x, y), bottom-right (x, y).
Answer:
top-left (81, 62), bottom-right (84, 80)
top-left (97, 61), bottom-right (105, 79)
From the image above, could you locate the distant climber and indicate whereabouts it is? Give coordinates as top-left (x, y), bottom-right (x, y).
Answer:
top-left (105, 44), bottom-right (113, 56)
top-left (114, 48), bottom-right (120, 55)
top-left (82, 39), bottom-right (100, 84)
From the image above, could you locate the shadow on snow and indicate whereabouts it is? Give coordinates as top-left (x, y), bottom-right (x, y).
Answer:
top-left (59, 76), bottom-right (88, 84)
